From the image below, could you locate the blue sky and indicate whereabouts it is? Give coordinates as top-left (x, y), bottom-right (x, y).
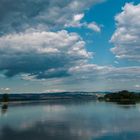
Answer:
top-left (0, 0), bottom-right (140, 93)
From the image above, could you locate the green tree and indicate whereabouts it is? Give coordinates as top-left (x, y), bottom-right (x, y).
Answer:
top-left (2, 94), bottom-right (9, 102)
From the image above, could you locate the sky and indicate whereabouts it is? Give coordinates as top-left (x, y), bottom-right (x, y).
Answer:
top-left (0, 0), bottom-right (140, 93)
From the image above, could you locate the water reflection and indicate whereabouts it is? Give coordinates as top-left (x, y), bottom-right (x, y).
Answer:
top-left (0, 100), bottom-right (140, 140)
top-left (1, 103), bottom-right (8, 116)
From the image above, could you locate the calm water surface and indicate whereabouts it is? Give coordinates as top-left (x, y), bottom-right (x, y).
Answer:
top-left (0, 100), bottom-right (140, 140)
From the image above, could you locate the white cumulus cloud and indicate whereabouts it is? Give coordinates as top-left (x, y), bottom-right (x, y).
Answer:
top-left (74, 13), bottom-right (84, 21)
top-left (87, 22), bottom-right (101, 32)
top-left (0, 30), bottom-right (92, 78)
top-left (110, 3), bottom-right (140, 61)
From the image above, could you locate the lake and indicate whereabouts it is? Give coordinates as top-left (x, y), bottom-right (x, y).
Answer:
top-left (0, 100), bottom-right (140, 140)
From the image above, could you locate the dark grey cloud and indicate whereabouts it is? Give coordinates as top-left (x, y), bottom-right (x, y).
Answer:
top-left (2, 53), bottom-right (70, 78)
top-left (35, 68), bottom-right (70, 79)
top-left (0, 0), bottom-right (104, 35)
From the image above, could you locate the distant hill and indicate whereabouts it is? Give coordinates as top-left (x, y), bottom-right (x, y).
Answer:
top-left (0, 92), bottom-right (97, 102)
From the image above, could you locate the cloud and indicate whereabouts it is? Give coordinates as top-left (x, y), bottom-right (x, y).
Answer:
top-left (0, 0), bottom-right (105, 35)
top-left (114, 61), bottom-right (119, 64)
top-left (0, 0), bottom-right (139, 92)
top-left (69, 64), bottom-right (140, 81)
top-left (0, 30), bottom-right (92, 79)
top-left (110, 3), bottom-right (140, 61)
top-left (43, 89), bottom-right (66, 93)
top-left (87, 22), bottom-right (101, 32)
top-left (0, 87), bottom-right (11, 92)
top-left (65, 14), bottom-right (101, 33)
top-left (0, 0), bottom-right (103, 81)
top-left (65, 19), bottom-right (101, 33)
top-left (134, 84), bottom-right (140, 88)
top-left (74, 13), bottom-right (84, 21)
top-left (37, 64), bottom-right (140, 91)
top-left (65, 13), bottom-right (84, 27)
top-left (19, 62), bottom-right (140, 91)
